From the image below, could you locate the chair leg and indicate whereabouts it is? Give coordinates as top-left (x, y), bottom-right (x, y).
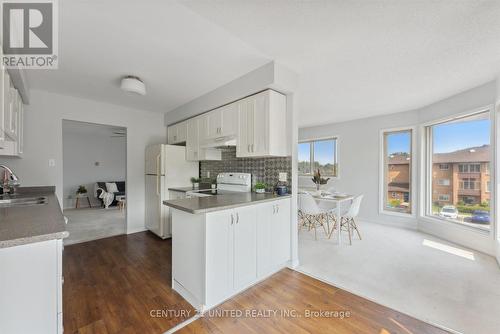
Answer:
top-left (352, 218), bottom-right (362, 240)
top-left (320, 215), bottom-right (328, 235)
top-left (347, 221), bottom-right (352, 245)
top-left (327, 216), bottom-right (338, 239)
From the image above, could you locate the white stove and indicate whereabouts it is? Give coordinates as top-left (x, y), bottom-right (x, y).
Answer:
top-left (186, 173), bottom-right (251, 198)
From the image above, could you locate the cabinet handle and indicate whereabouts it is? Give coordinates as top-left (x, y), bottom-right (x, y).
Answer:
top-left (231, 213), bottom-right (234, 225)
top-left (247, 144), bottom-right (250, 152)
top-left (236, 212), bottom-right (239, 224)
top-left (251, 144), bottom-right (254, 152)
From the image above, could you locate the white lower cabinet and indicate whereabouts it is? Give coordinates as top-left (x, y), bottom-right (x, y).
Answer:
top-left (172, 197), bottom-right (291, 311)
top-left (0, 239), bottom-right (64, 334)
top-left (257, 198), bottom-right (291, 278)
top-left (205, 205), bottom-right (257, 307)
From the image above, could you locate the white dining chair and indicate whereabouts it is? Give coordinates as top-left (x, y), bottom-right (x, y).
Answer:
top-left (329, 194), bottom-right (363, 245)
top-left (298, 192), bottom-right (330, 240)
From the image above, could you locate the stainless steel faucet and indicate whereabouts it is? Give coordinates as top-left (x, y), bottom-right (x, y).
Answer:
top-left (0, 165), bottom-right (20, 194)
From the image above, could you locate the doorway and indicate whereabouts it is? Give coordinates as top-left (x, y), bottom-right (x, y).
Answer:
top-left (62, 120), bottom-right (127, 245)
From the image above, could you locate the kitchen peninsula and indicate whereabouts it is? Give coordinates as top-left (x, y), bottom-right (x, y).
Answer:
top-left (164, 193), bottom-right (291, 311)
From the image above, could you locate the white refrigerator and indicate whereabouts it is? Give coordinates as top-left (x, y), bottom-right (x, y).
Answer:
top-left (145, 144), bottom-right (198, 238)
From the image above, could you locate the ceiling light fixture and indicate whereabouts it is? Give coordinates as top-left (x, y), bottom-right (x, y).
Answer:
top-left (120, 75), bottom-right (146, 95)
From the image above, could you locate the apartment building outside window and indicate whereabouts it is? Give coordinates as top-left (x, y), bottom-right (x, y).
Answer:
top-left (381, 128), bottom-right (413, 215)
top-left (425, 110), bottom-right (491, 230)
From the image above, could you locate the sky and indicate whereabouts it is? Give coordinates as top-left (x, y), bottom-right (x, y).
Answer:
top-left (299, 117), bottom-right (490, 163)
top-left (298, 140), bottom-right (336, 164)
top-left (432, 119), bottom-right (490, 153)
top-left (386, 118), bottom-right (490, 155)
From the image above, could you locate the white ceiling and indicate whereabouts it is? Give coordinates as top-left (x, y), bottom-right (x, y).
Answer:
top-left (27, 0), bottom-right (269, 113)
top-left (181, 0), bottom-right (500, 126)
top-left (29, 1), bottom-right (500, 127)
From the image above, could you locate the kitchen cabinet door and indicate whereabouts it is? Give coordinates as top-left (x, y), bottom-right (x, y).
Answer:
top-left (221, 102), bottom-right (238, 137)
top-left (176, 121), bottom-right (187, 143)
top-left (205, 209), bottom-right (234, 307)
top-left (251, 91), bottom-right (268, 156)
top-left (207, 107), bottom-right (222, 139)
top-left (271, 199), bottom-right (291, 267)
top-left (236, 97), bottom-right (254, 157)
top-left (186, 118), bottom-right (199, 161)
top-left (233, 205), bottom-right (257, 291)
top-left (198, 113), bottom-right (209, 143)
top-left (167, 125), bottom-right (177, 144)
top-left (256, 201), bottom-right (274, 278)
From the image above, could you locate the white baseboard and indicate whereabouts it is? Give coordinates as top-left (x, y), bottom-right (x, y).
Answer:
top-left (126, 226), bottom-right (147, 235)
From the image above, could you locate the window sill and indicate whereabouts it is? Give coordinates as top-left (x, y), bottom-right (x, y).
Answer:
top-left (380, 210), bottom-right (416, 219)
top-left (419, 215), bottom-right (491, 235)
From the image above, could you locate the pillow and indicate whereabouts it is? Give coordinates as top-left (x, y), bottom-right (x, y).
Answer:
top-left (105, 182), bottom-right (119, 193)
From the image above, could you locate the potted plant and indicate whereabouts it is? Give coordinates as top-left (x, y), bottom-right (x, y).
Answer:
top-left (254, 182), bottom-right (267, 194)
top-left (76, 185), bottom-right (87, 196)
top-left (190, 177), bottom-right (200, 189)
top-left (311, 169), bottom-right (330, 192)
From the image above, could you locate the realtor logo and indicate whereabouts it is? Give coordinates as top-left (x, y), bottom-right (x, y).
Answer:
top-left (1, 0), bottom-right (58, 69)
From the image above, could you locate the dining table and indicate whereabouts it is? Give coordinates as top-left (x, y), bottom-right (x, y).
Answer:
top-left (299, 189), bottom-right (354, 244)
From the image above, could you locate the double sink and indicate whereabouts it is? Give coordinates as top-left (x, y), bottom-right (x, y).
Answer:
top-left (0, 194), bottom-right (49, 208)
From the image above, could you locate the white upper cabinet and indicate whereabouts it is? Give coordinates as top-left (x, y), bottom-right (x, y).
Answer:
top-left (0, 64), bottom-right (24, 157)
top-left (185, 117), bottom-right (199, 161)
top-left (167, 120), bottom-right (188, 144)
top-left (207, 103), bottom-right (238, 140)
top-left (237, 90), bottom-right (288, 158)
top-left (207, 107), bottom-right (222, 139)
top-left (168, 89), bottom-right (288, 160)
top-left (0, 46), bottom-right (5, 149)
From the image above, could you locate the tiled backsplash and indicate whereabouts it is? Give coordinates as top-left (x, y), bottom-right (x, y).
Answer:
top-left (199, 147), bottom-right (292, 189)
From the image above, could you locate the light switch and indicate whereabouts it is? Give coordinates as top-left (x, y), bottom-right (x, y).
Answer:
top-left (48, 159), bottom-right (56, 167)
top-left (279, 172), bottom-right (287, 182)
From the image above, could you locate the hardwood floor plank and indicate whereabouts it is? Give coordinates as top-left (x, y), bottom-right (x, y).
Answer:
top-left (179, 269), bottom-right (451, 334)
top-left (64, 232), bottom-right (450, 334)
top-left (63, 232), bottom-right (195, 334)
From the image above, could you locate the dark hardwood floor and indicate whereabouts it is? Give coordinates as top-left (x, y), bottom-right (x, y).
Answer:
top-left (63, 232), bottom-right (194, 334)
top-left (64, 232), bottom-right (450, 334)
top-left (177, 270), bottom-right (450, 334)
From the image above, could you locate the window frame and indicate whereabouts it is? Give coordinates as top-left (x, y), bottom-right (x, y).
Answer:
top-left (379, 126), bottom-right (416, 218)
top-left (298, 137), bottom-right (338, 177)
top-left (421, 106), bottom-right (494, 233)
top-left (438, 194), bottom-right (450, 201)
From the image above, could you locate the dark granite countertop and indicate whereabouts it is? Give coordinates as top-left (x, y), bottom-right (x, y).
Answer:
top-left (0, 187), bottom-right (69, 249)
top-left (168, 187), bottom-right (198, 193)
top-left (163, 192), bottom-right (291, 214)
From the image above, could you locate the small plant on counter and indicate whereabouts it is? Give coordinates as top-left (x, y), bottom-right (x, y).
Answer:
top-left (76, 185), bottom-right (87, 195)
top-left (190, 177), bottom-right (200, 189)
top-left (254, 182), bottom-right (268, 193)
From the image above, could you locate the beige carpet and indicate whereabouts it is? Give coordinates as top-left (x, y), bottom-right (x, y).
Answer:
top-left (298, 220), bottom-right (500, 334)
top-left (63, 207), bottom-right (126, 245)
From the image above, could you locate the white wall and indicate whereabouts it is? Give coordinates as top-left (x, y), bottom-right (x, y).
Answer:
top-left (299, 81), bottom-right (497, 255)
top-left (0, 90), bottom-right (166, 234)
top-left (62, 126), bottom-right (126, 209)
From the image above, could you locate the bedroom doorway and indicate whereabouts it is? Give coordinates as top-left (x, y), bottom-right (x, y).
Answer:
top-left (62, 120), bottom-right (127, 245)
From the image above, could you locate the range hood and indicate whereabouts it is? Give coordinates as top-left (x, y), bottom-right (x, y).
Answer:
top-left (200, 136), bottom-right (237, 148)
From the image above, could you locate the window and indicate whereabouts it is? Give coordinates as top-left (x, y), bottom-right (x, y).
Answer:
top-left (459, 163), bottom-right (480, 173)
top-left (426, 110), bottom-right (491, 229)
top-left (437, 179), bottom-right (450, 186)
top-left (298, 138), bottom-right (337, 176)
top-left (382, 129), bottom-right (412, 215)
top-left (438, 194), bottom-right (450, 201)
top-left (439, 164), bottom-right (449, 170)
top-left (487, 181), bottom-right (491, 193)
top-left (460, 178), bottom-right (478, 190)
